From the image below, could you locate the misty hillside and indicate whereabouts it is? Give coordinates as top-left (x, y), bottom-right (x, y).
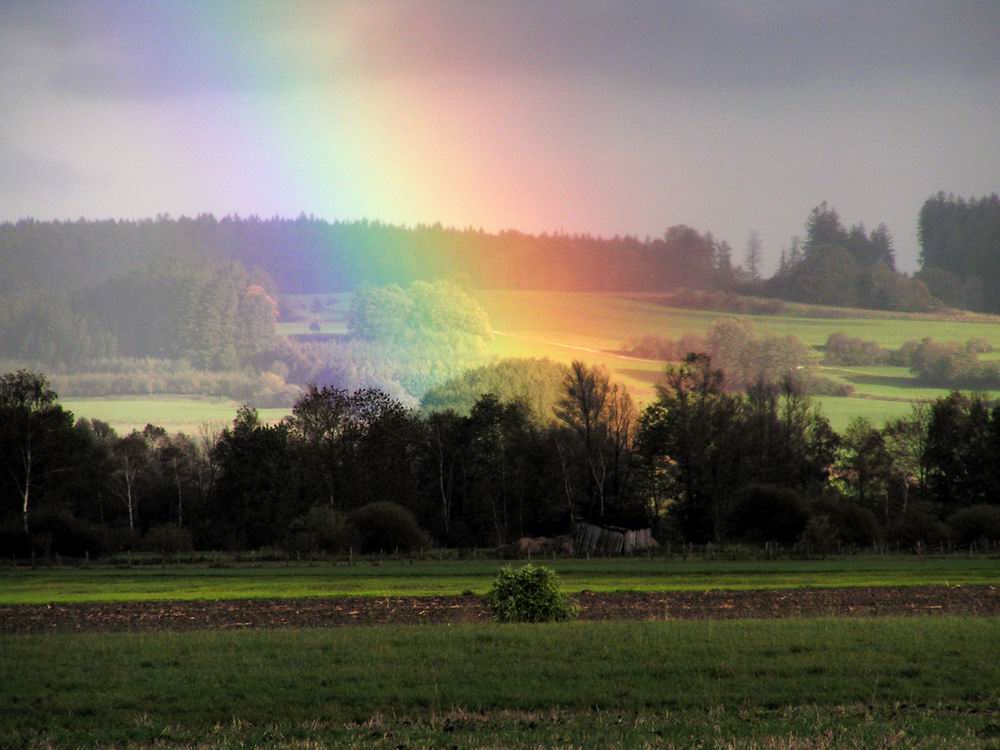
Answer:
top-left (4, 195), bottom-right (999, 311)
top-left (1, 216), bottom-right (725, 296)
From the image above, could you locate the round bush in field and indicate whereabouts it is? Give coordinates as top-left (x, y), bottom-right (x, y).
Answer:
top-left (484, 564), bottom-right (578, 623)
top-left (346, 501), bottom-right (429, 553)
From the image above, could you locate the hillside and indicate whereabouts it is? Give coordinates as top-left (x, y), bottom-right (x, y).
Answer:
top-left (272, 289), bottom-right (1000, 432)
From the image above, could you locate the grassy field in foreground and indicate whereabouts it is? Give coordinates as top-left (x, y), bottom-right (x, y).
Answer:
top-left (3, 558), bottom-right (999, 605)
top-left (61, 396), bottom-right (290, 435)
top-left (3, 618), bottom-right (1000, 748)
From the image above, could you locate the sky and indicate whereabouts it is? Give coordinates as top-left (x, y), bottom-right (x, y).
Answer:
top-left (1, 0), bottom-right (999, 273)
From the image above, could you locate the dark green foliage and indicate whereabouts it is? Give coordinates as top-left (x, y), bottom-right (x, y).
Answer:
top-left (346, 502), bottom-right (429, 553)
top-left (0, 215), bottom-right (731, 297)
top-left (948, 504), bottom-right (1000, 545)
top-left (141, 524), bottom-right (193, 554)
top-left (887, 503), bottom-right (952, 547)
top-left (0, 253), bottom-right (295, 432)
top-left (637, 355), bottom-right (837, 543)
top-left (25, 507), bottom-right (109, 558)
top-left (555, 361), bottom-right (638, 524)
top-left (767, 204), bottom-right (935, 312)
top-left (823, 333), bottom-right (891, 366)
top-left (286, 507), bottom-right (357, 554)
top-left (483, 564), bottom-right (578, 623)
top-left (207, 406), bottom-right (296, 550)
top-left (836, 417), bottom-right (892, 514)
top-left (727, 484), bottom-right (809, 544)
top-left (919, 193), bottom-right (1000, 312)
top-left (9, 355), bottom-right (1000, 555)
top-left (923, 393), bottom-right (1000, 508)
top-left (778, 245), bottom-right (863, 307)
top-left (0, 294), bottom-right (116, 367)
top-left (0, 370), bottom-right (82, 535)
top-left (286, 385), bottom-right (421, 513)
top-left (421, 357), bottom-right (568, 422)
top-left (809, 497), bottom-right (880, 548)
top-left (798, 515), bottom-right (840, 554)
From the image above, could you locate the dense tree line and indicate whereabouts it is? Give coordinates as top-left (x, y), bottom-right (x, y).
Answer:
top-left (0, 258), bottom-right (278, 370)
top-left (765, 204), bottom-right (935, 311)
top-left (1, 216), bottom-right (731, 297)
top-left (917, 193), bottom-right (1000, 312)
top-left (5, 199), bottom-right (1000, 338)
top-left (5, 361), bottom-right (1000, 558)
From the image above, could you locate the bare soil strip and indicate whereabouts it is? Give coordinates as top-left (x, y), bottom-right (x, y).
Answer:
top-left (2, 586), bottom-right (999, 634)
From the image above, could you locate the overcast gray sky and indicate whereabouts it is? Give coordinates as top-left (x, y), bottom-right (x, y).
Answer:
top-left (2, 0), bottom-right (998, 272)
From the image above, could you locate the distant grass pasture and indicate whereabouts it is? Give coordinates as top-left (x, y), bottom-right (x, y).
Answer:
top-left (3, 558), bottom-right (998, 605)
top-left (4, 618), bottom-right (1000, 748)
top-left (474, 290), bottom-right (1000, 429)
top-left (61, 396), bottom-right (290, 435)
top-left (66, 291), bottom-right (1000, 434)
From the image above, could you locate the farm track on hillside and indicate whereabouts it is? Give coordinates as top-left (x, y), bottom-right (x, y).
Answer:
top-left (3, 585), bottom-right (999, 633)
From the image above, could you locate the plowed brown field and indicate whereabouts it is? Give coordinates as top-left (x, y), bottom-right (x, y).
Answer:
top-left (3, 585), bottom-right (999, 633)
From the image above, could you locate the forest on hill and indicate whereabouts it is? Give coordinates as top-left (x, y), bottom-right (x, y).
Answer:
top-left (0, 215), bottom-right (727, 295)
top-left (3, 195), bottom-right (998, 311)
top-left (918, 193), bottom-right (1000, 311)
top-left (1, 194), bottom-right (998, 410)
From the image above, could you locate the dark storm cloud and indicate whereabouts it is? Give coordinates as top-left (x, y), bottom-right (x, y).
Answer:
top-left (5, 0), bottom-right (998, 100)
top-left (364, 0), bottom-right (1000, 89)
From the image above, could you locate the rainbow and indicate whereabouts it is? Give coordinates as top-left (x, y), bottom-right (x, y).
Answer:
top-left (106, 2), bottom-right (576, 238)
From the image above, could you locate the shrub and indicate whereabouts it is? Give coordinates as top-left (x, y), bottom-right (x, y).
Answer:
top-left (822, 333), bottom-right (890, 366)
top-left (948, 504), bottom-right (1000, 545)
top-left (728, 484), bottom-right (809, 544)
top-left (798, 515), bottom-right (840, 555)
top-left (141, 524), bottom-right (193, 554)
top-left (887, 504), bottom-right (951, 548)
top-left (0, 522), bottom-right (29, 558)
top-left (966, 337), bottom-right (994, 354)
top-left (346, 502), bottom-right (430, 553)
top-left (29, 508), bottom-right (108, 558)
top-left (810, 497), bottom-right (880, 548)
top-left (286, 506), bottom-right (358, 554)
top-left (484, 564), bottom-right (578, 623)
top-left (798, 373), bottom-right (854, 397)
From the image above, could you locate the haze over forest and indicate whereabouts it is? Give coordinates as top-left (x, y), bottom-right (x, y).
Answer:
top-left (3, 0), bottom-right (1000, 273)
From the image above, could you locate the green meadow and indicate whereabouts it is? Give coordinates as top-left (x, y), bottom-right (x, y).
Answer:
top-left (4, 618), bottom-right (1000, 748)
top-left (477, 290), bottom-right (1000, 429)
top-left (62, 290), bottom-right (1000, 434)
top-left (3, 558), bottom-right (999, 605)
top-left (61, 396), bottom-right (290, 436)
